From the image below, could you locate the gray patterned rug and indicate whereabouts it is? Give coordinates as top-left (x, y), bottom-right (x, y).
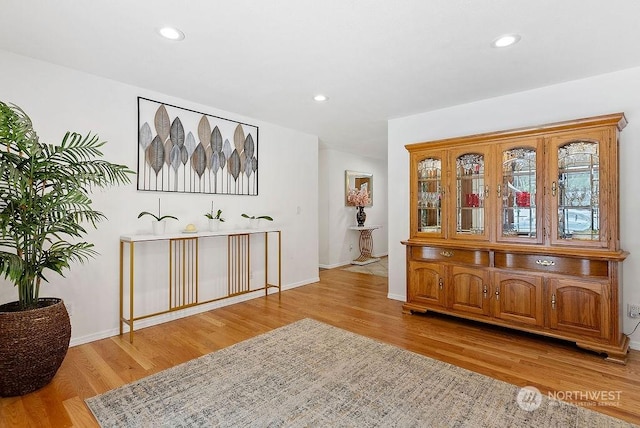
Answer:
top-left (86, 319), bottom-right (634, 427)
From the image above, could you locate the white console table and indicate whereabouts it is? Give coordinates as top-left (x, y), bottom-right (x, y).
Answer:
top-left (348, 225), bottom-right (382, 265)
top-left (119, 228), bottom-right (281, 343)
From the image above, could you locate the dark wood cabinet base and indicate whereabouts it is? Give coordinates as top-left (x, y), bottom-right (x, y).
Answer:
top-left (403, 303), bottom-right (629, 364)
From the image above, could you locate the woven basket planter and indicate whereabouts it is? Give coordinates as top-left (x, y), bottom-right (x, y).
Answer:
top-left (0, 298), bottom-right (71, 396)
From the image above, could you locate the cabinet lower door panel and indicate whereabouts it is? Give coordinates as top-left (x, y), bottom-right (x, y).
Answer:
top-left (493, 272), bottom-right (544, 326)
top-left (407, 261), bottom-right (446, 308)
top-left (549, 279), bottom-right (610, 339)
top-left (450, 266), bottom-right (491, 316)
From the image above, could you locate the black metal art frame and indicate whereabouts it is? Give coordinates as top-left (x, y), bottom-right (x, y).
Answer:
top-left (137, 97), bottom-right (259, 195)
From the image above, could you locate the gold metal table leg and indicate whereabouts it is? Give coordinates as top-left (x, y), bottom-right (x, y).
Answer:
top-left (119, 240), bottom-right (123, 336)
top-left (129, 241), bottom-right (135, 343)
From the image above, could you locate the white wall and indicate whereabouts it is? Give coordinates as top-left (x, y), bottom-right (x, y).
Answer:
top-left (388, 66), bottom-right (640, 348)
top-left (318, 148), bottom-right (388, 268)
top-left (0, 50), bottom-right (320, 345)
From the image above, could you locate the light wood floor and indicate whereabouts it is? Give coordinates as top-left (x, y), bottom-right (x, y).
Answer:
top-left (2, 267), bottom-right (639, 427)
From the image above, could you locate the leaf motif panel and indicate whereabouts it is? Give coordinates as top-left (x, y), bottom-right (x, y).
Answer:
top-left (244, 135), bottom-right (255, 178)
top-left (228, 150), bottom-right (241, 181)
top-left (191, 143), bottom-right (207, 178)
top-left (211, 151), bottom-right (220, 173)
top-left (170, 146), bottom-right (182, 172)
top-left (205, 146), bottom-right (214, 171)
top-left (198, 116), bottom-right (211, 147)
top-left (212, 127), bottom-right (223, 153)
top-left (154, 105), bottom-right (170, 142)
top-left (146, 136), bottom-right (165, 175)
top-left (164, 140), bottom-right (173, 166)
top-left (139, 122), bottom-right (152, 150)
top-left (234, 124), bottom-right (245, 153)
top-left (185, 132), bottom-right (196, 156)
top-left (180, 146), bottom-right (189, 165)
top-left (222, 139), bottom-right (232, 160)
top-left (170, 117), bottom-right (185, 148)
top-left (244, 134), bottom-right (255, 159)
top-left (137, 97), bottom-right (259, 194)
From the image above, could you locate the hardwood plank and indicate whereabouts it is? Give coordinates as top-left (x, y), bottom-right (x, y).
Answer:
top-left (63, 397), bottom-right (98, 428)
top-left (1, 266), bottom-right (639, 426)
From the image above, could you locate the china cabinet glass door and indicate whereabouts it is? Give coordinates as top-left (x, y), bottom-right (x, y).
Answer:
top-left (416, 157), bottom-right (443, 235)
top-left (453, 150), bottom-right (489, 239)
top-left (554, 140), bottom-right (601, 244)
top-left (550, 132), bottom-right (608, 247)
top-left (497, 143), bottom-right (541, 243)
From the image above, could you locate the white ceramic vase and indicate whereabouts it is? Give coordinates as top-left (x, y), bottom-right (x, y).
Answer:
top-left (152, 220), bottom-right (166, 235)
top-left (209, 218), bottom-right (221, 231)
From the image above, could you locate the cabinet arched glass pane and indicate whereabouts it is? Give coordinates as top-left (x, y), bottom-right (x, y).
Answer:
top-left (417, 157), bottom-right (442, 233)
top-left (501, 148), bottom-right (537, 238)
top-left (456, 153), bottom-right (485, 234)
top-left (557, 141), bottom-right (599, 241)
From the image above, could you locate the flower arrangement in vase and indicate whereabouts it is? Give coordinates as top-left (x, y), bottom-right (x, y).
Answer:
top-left (347, 187), bottom-right (370, 207)
top-left (347, 187), bottom-right (370, 226)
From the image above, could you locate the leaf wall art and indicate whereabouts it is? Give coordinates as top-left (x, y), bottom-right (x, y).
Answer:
top-left (137, 97), bottom-right (259, 195)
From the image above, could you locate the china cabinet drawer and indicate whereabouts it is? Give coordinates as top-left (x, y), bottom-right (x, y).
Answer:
top-left (411, 246), bottom-right (489, 266)
top-left (494, 252), bottom-right (608, 277)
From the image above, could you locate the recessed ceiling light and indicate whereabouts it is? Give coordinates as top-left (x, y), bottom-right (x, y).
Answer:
top-left (492, 34), bottom-right (521, 48)
top-left (314, 94), bottom-right (328, 102)
top-left (158, 27), bottom-right (185, 41)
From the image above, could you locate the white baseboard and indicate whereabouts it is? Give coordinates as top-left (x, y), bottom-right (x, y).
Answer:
top-left (387, 293), bottom-right (405, 302)
top-left (319, 262), bottom-right (347, 269)
top-left (69, 277), bottom-right (319, 347)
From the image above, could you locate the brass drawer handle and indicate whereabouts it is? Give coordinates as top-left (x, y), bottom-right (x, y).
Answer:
top-left (440, 250), bottom-right (454, 257)
top-left (535, 259), bottom-right (555, 267)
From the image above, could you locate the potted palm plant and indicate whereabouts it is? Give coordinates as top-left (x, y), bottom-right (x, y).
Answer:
top-left (0, 101), bottom-right (132, 396)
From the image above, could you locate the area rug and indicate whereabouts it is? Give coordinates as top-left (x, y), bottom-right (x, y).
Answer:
top-left (86, 319), bottom-right (634, 427)
top-left (342, 257), bottom-right (388, 277)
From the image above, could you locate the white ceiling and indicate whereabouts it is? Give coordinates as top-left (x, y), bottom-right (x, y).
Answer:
top-left (2, 1), bottom-right (640, 160)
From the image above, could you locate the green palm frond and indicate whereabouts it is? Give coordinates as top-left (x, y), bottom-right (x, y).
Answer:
top-left (0, 100), bottom-right (134, 309)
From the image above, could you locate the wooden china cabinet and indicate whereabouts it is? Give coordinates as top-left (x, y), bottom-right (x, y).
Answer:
top-left (402, 113), bottom-right (630, 363)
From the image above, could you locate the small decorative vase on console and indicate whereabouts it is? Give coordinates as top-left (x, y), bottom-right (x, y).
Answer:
top-left (152, 220), bottom-right (165, 235)
top-left (356, 206), bottom-right (366, 227)
top-left (208, 218), bottom-right (221, 231)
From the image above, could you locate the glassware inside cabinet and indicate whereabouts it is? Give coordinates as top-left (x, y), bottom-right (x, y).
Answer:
top-left (417, 157), bottom-right (442, 233)
top-left (455, 153), bottom-right (485, 234)
top-left (557, 141), bottom-right (599, 241)
top-left (500, 148), bottom-right (537, 238)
